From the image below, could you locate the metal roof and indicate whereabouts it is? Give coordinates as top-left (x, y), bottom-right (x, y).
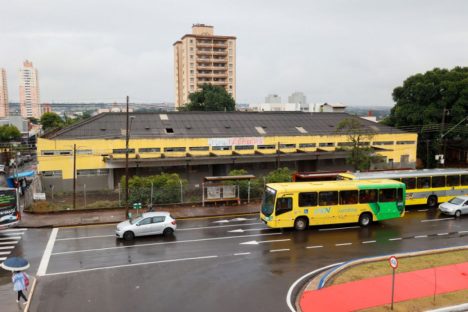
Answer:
top-left (47, 111), bottom-right (407, 140)
top-left (343, 168), bottom-right (468, 179)
top-left (267, 179), bottom-right (404, 193)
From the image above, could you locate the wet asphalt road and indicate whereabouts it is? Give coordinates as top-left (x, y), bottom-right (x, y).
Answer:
top-left (28, 207), bottom-right (468, 312)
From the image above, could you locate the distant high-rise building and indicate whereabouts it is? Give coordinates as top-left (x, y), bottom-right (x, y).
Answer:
top-left (0, 68), bottom-right (8, 117)
top-left (174, 24), bottom-right (236, 108)
top-left (19, 60), bottom-right (41, 118)
top-left (288, 91), bottom-right (307, 105)
top-left (265, 94), bottom-right (281, 104)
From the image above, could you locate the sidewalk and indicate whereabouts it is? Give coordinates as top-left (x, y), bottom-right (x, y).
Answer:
top-left (300, 262), bottom-right (468, 311)
top-left (19, 203), bottom-right (260, 228)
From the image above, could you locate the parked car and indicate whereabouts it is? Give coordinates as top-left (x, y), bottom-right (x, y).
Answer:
top-left (116, 211), bottom-right (176, 240)
top-left (438, 196), bottom-right (468, 218)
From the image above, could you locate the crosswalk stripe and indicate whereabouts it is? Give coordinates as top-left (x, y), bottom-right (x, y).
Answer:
top-left (0, 236), bottom-right (21, 241)
top-left (0, 228), bottom-right (27, 233)
top-left (0, 251), bottom-right (11, 255)
top-left (0, 232), bottom-right (26, 236)
top-left (0, 241), bottom-right (18, 245)
top-left (0, 246), bottom-right (15, 250)
top-left (0, 257), bottom-right (6, 261)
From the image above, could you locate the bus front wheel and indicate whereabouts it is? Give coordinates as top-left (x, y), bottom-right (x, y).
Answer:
top-left (359, 213), bottom-right (372, 227)
top-left (427, 195), bottom-right (438, 208)
top-left (294, 217), bottom-right (308, 231)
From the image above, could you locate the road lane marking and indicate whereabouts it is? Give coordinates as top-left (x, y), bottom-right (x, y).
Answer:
top-left (44, 255), bottom-right (219, 276)
top-left (459, 231), bottom-right (468, 234)
top-left (0, 246), bottom-right (15, 250)
top-left (415, 235), bottom-right (428, 239)
top-left (362, 240), bottom-right (376, 244)
top-left (0, 228), bottom-right (27, 233)
top-left (228, 228), bottom-right (271, 233)
top-left (306, 245), bottom-right (323, 249)
top-left (37, 228), bottom-right (58, 276)
top-left (389, 238), bottom-right (402, 241)
top-left (319, 226), bottom-right (360, 231)
top-left (270, 249), bottom-right (289, 253)
top-left (213, 218), bottom-right (257, 224)
top-left (0, 251), bottom-right (11, 255)
top-left (437, 233), bottom-right (449, 236)
top-left (234, 252), bottom-right (251, 256)
top-left (0, 236), bottom-right (21, 241)
top-left (240, 239), bottom-right (290, 245)
top-left (52, 232), bottom-right (284, 256)
top-left (56, 234), bottom-right (115, 241)
top-left (417, 209), bottom-right (428, 212)
top-left (421, 218), bottom-right (453, 223)
top-left (0, 257), bottom-right (6, 261)
top-left (178, 222), bottom-right (261, 231)
top-left (0, 232), bottom-right (26, 237)
top-left (335, 243), bottom-right (352, 246)
top-left (0, 241), bottom-right (18, 245)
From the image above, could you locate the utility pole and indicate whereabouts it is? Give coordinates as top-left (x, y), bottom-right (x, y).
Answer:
top-left (125, 96), bottom-right (130, 218)
top-left (73, 144), bottom-right (76, 210)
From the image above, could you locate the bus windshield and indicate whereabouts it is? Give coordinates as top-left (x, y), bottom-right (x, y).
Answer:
top-left (261, 187), bottom-right (276, 217)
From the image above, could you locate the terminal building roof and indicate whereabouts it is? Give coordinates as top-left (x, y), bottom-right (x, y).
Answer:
top-left (47, 111), bottom-right (406, 140)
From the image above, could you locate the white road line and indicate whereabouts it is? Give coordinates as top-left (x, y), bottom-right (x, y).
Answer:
top-left (0, 251), bottom-right (11, 255)
top-left (421, 218), bottom-right (453, 223)
top-left (37, 228), bottom-right (58, 276)
top-left (0, 246), bottom-right (15, 250)
top-left (234, 252), bottom-right (251, 256)
top-left (306, 245), bottom-right (323, 249)
top-left (459, 231), bottom-right (468, 234)
top-left (415, 235), bottom-right (428, 239)
top-left (0, 241), bottom-right (18, 245)
top-left (0, 228), bottom-right (27, 233)
top-left (56, 234), bottom-right (115, 241)
top-left (0, 236), bottom-right (21, 241)
top-left (228, 228), bottom-right (271, 233)
top-left (270, 249), bottom-right (290, 253)
top-left (437, 233), bottom-right (449, 236)
top-left (44, 255), bottom-right (219, 277)
top-left (389, 238), bottom-right (402, 241)
top-left (418, 209), bottom-right (428, 212)
top-left (362, 240), bottom-right (376, 244)
top-left (335, 243), bottom-right (352, 246)
top-left (52, 232), bottom-right (283, 256)
top-left (178, 222), bottom-right (261, 231)
top-left (0, 232), bottom-right (26, 237)
top-left (240, 239), bottom-right (290, 245)
top-left (0, 257), bottom-right (6, 261)
top-left (319, 226), bottom-right (359, 232)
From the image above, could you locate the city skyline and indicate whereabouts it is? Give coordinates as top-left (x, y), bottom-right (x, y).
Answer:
top-left (1, 0), bottom-right (467, 107)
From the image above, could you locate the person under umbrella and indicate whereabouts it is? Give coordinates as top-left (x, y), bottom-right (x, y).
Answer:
top-left (1, 257), bottom-right (30, 305)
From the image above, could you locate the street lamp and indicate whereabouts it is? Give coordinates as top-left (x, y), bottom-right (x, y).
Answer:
top-left (124, 95), bottom-right (135, 218)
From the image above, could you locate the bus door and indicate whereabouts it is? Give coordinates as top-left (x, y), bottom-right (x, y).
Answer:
top-left (275, 196), bottom-right (293, 228)
top-left (377, 188), bottom-right (402, 220)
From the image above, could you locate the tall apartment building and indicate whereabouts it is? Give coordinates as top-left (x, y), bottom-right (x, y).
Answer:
top-left (265, 94), bottom-right (282, 104)
top-left (173, 24), bottom-right (236, 108)
top-left (0, 68), bottom-right (8, 117)
top-left (19, 60), bottom-right (41, 118)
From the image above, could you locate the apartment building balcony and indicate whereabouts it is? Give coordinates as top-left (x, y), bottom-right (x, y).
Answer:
top-left (211, 80), bottom-right (228, 86)
top-left (196, 42), bottom-right (213, 48)
top-left (212, 51), bottom-right (228, 56)
top-left (212, 58), bottom-right (228, 64)
top-left (196, 50), bottom-right (212, 56)
top-left (213, 43), bottom-right (228, 48)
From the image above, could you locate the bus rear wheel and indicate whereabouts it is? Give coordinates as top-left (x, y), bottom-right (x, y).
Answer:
top-left (359, 213), bottom-right (372, 227)
top-left (427, 195), bottom-right (438, 208)
top-left (294, 217), bottom-right (308, 231)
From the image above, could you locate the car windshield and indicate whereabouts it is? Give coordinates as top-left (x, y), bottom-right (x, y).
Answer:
top-left (261, 187), bottom-right (276, 217)
top-left (130, 216), bottom-right (143, 224)
top-left (448, 197), bottom-right (464, 205)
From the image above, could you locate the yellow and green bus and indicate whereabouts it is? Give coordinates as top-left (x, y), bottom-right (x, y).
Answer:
top-left (260, 179), bottom-right (405, 231)
top-left (338, 169), bottom-right (468, 208)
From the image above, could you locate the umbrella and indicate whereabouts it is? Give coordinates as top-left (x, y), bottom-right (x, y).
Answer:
top-left (0, 257), bottom-right (30, 271)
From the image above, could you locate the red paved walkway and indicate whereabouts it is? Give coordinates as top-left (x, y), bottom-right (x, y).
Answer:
top-left (300, 262), bottom-right (468, 311)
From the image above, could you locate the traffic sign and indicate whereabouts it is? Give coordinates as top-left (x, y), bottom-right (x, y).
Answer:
top-left (133, 202), bottom-right (142, 209)
top-left (389, 256), bottom-right (398, 269)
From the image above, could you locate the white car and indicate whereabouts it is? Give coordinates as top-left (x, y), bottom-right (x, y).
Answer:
top-left (116, 211), bottom-right (177, 240)
top-left (0, 165), bottom-right (5, 174)
top-left (438, 196), bottom-right (468, 218)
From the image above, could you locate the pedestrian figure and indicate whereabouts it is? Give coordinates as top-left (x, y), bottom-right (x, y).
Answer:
top-left (12, 271), bottom-right (29, 304)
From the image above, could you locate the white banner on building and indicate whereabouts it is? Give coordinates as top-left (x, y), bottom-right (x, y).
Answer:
top-left (208, 137), bottom-right (264, 147)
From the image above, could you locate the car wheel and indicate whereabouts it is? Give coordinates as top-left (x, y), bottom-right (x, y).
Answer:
top-left (427, 195), bottom-right (438, 208)
top-left (163, 228), bottom-right (174, 236)
top-left (294, 217), bottom-right (308, 231)
top-left (455, 210), bottom-right (461, 218)
top-left (123, 231), bottom-right (135, 241)
top-left (359, 213), bottom-right (372, 227)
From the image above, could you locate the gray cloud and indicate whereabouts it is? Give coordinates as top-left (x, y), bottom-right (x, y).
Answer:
top-left (1, 0), bottom-right (467, 106)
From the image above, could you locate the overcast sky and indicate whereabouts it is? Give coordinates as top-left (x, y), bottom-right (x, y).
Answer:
top-left (1, 0), bottom-right (467, 107)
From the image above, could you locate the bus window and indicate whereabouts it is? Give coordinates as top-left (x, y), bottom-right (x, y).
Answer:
top-left (340, 190), bottom-right (358, 205)
top-left (431, 176), bottom-right (445, 188)
top-left (417, 177), bottom-right (430, 189)
top-left (447, 175), bottom-right (460, 187)
top-left (359, 189), bottom-right (378, 203)
top-left (401, 177), bottom-right (416, 189)
top-left (319, 191), bottom-right (338, 206)
top-left (397, 188), bottom-right (403, 202)
top-left (276, 197), bottom-right (292, 215)
top-left (462, 175), bottom-right (468, 186)
top-left (299, 192), bottom-right (317, 207)
top-left (379, 189), bottom-right (396, 202)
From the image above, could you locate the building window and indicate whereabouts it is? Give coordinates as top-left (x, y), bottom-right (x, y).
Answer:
top-left (77, 169), bottom-right (109, 176)
top-left (212, 146), bottom-right (231, 151)
top-left (165, 128), bottom-right (174, 134)
top-left (164, 147), bottom-right (186, 152)
top-left (257, 144), bottom-right (275, 149)
top-left (396, 141), bottom-right (416, 145)
top-left (76, 150), bottom-right (92, 155)
top-left (112, 148), bottom-right (135, 154)
top-left (319, 142), bottom-right (334, 147)
top-left (189, 146), bottom-right (209, 151)
top-left (279, 143), bottom-right (296, 149)
top-left (235, 145), bottom-right (254, 150)
top-left (299, 143), bottom-right (316, 148)
top-left (373, 141), bottom-right (394, 145)
top-left (337, 142), bottom-right (354, 147)
top-left (139, 148), bottom-right (161, 153)
top-left (41, 170), bottom-right (62, 177)
top-left (41, 151), bottom-right (55, 156)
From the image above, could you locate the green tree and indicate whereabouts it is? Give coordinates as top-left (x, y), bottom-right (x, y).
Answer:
top-left (0, 124), bottom-right (21, 141)
top-left (183, 84), bottom-right (235, 111)
top-left (265, 167), bottom-right (293, 183)
top-left (40, 112), bottom-right (63, 131)
top-left (384, 67), bottom-right (468, 167)
top-left (336, 117), bottom-right (382, 171)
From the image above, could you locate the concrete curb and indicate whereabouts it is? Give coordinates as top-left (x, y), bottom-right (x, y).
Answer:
top-left (317, 244), bottom-right (468, 289)
top-left (426, 303), bottom-right (468, 312)
top-left (24, 276), bottom-right (37, 312)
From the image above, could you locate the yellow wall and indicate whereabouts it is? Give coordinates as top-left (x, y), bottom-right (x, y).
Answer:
top-left (37, 132), bottom-right (418, 180)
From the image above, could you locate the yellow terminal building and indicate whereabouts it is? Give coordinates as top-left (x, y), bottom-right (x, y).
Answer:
top-left (37, 112), bottom-right (417, 192)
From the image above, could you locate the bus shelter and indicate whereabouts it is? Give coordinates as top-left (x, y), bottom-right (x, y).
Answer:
top-left (202, 175), bottom-right (256, 207)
